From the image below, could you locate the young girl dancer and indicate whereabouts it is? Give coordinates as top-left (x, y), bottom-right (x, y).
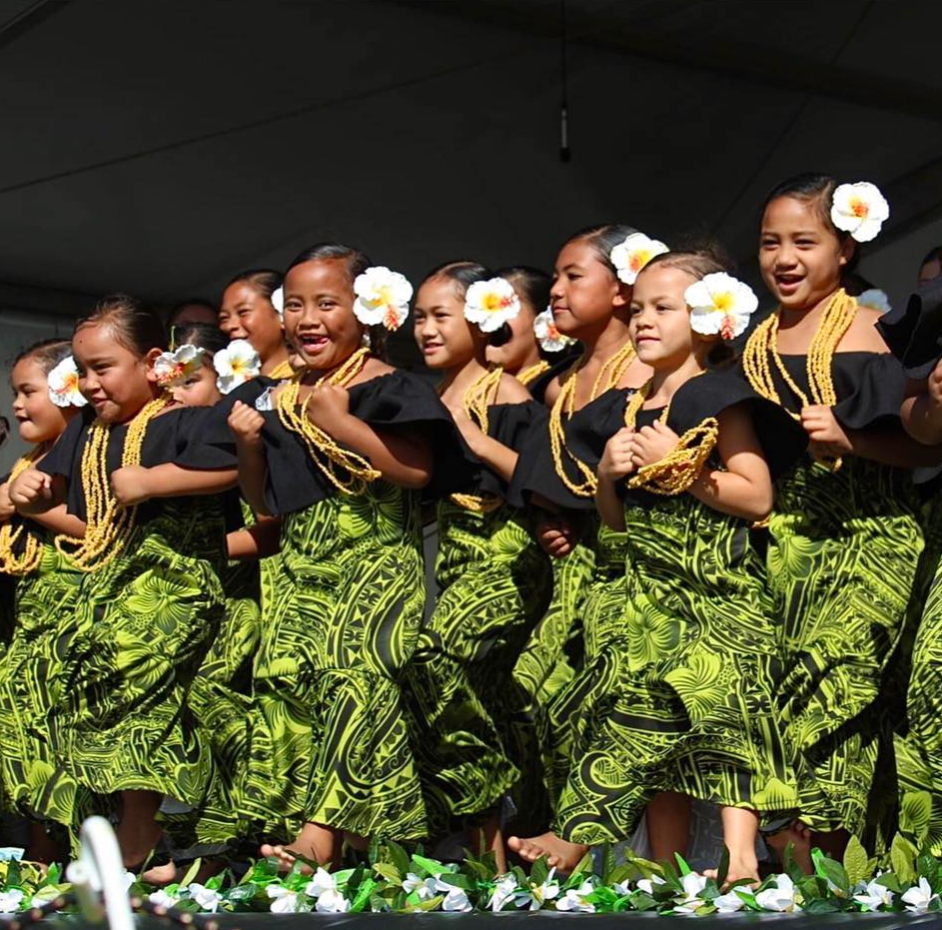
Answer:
top-left (740, 174), bottom-right (932, 862)
top-left (10, 296), bottom-right (238, 869)
top-left (225, 243), bottom-right (466, 869)
top-left (507, 226), bottom-right (652, 832)
top-left (512, 251), bottom-right (804, 882)
top-left (218, 269), bottom-right (293, 379)
top-left (407, 262), bottom-right (551, 869)
top-left (0, 341), bottom-right (86, 862)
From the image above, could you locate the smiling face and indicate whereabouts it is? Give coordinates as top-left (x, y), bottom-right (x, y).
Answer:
top-left (218, 282), bottom-right (285, 361)
top-left (281, 259), bottom-right (364, 370)
top-left (170, 357), bottom-right (222, 407)
top-left (72, 322), bottom-right (158, 424)
top-left (628, 264), bottom-right (701, 371)
top-left (10, 357), bottom-right (73, 444)
top-left (412, 275), bottom-right (481, 370)
top-left (759, 196), bottom-right (854, 311)
top-left (550, 238), bottom-right (628, 339)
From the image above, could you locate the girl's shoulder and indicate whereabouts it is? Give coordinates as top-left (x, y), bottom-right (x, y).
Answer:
top-left (839, 304), bottom-right (892, 354)
top-left (495, 371), bottom-right (532, 405)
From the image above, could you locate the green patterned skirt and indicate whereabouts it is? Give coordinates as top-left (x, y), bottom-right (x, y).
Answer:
top-left (554, 496), bottom-right (797, 845)
top-left (403, 500), bottom-right (550, 836)
top-left (768, 458), bottom-right (923, 838)
top-left (237, 482), bottom-right (428, 843)
top-left (0, 543), bottom-right (84, 832)
top-left (45, 500), bottom-right (226, 831)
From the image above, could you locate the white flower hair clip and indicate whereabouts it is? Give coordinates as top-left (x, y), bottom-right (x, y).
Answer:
top-left (270, 286), bottom-right (284, 318)
top-left (353, 266), bottom-right (413, 332)
top-left (154, 344), bottom-right (206, 389)
top-left (213, 339), bottom-right (261, 394)
top-left (685, 272), bottom-right (759, 340)
top-left (831, 182), bottom-right (889, 243)
top-left (609, 232), bottom-right (669, 285)
top-left (47, 355), bottom-right (88, 408)
top-left (534, 307), bottom-right (576, 353)
top-left (464, 277), bottom-right (521, 333)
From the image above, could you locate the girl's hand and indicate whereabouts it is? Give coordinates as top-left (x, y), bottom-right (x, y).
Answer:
top-left (306, 385), bottom-right (350, 430)
top-left (631, 420), bottom-right (680, 469)
top-left (801, 405), bottom-right (853, 460)
top-left (229, 401), bottom-right (265, 450)
top-left (537, 516), bottom-right (576, 559)
top-left (445, 403), bottom-right (485, 453)
top-left (928, 358), bottom-right (942, 411)
top-left (10, 468), bottom-right (52, 510)
top-left (110, 465), bottom-right (152, 506)
top-left (599, 427), bottom-right (636, 481)
top-left (0, 481), bottom-right (14, 522)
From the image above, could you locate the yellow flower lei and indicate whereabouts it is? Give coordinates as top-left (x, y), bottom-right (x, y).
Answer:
top-left (450, 366), bottom-right (504, 513)
top-left (268, 358), bottom-right (295, 380)
top-left (56, 395), bottom-right (172, 571)
top-left (0, 450), bottom-right (43, 576)
top-left (741, 288), bottom-right (857, 470)
top-left (276, 347), bottom-right (381, 495)
top-left (622, 376), bottom-right (718, 496)
top-left (517, 360), bottom-right (551, 387)
top-left (549, 340), bottom-right (636, 497)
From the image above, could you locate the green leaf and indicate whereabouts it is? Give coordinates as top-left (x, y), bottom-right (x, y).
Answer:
top-left (803, 897), bottom-right (841, 914)
top-left (410, 854), bottom-right (444, 877)
top-left (350, 877), bottom-right (376, 913)
top-left (629, 890), bottom-right (657, 911)
top-left (530, 856), bottom-right (549, 887)
top-left (918, 854), bottom-right (942, 894)
top-left (782, 842), bottom-right (803, 883)
top-left (372, 862), bottom-right (401, 884)
top-left (843, 836), bottom-right (870, 888)
top-left (404, 893), bottom-right (444, 912)
top-left (179, 858), bottom-right (202, 889)
top-left (601, 843), bottom-right (616, 884)
top-left (385, 840), bottom-right (411, 878)
top-left (891, 833), bottom-right (918, 886)
top-left (674, 853), bottom-right (692, 876)
top-left (434, 872), bottom-right (471, 891)
top-left (876, 873), bottom-right (903, 893)
top-left (812, 849), bottom-right (849, 896)
top-left (716, 846), bottom-right (729, 889)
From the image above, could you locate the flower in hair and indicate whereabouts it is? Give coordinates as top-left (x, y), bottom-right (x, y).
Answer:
top-left (47, 356), bottom-right (88, 408)
top-left (154, 345), bottom-right (206, 388)
top-left (270, 286), bottom-right (284, 318)
top-left (685, 272), bottom-right (758, 340)
top-left (831, 182), bottom-right (889, 243)
top-left (464, 277), bottom-right (521, 333)
top-left (609, 233), bottom-right (669, 285)
top-left (353, 266), bottom-right (413, 331)
top-left (214, 339), bottom-right (261, 394)
top-left (534, 307), bottom-right (575, 352)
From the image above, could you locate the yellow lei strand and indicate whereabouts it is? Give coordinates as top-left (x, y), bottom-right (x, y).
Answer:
top-left (622, 377), bottom-right (719, 496)
top-left (56, 395), bottom-right (171, 571)
top-left (741, 288), bottom-right (857, 470)
top-left (549, 340), bottom-right (636, 498)
top-left (0, 450), bottom-right (43, 576)
top-left (450, 367), bottom-right (504, 513)
top-left (276, 347), bottom-right (381, 495)
top-left (268, 358), bottom-right (295, 380)
top-left (517, 360), bottom-right (550, 387)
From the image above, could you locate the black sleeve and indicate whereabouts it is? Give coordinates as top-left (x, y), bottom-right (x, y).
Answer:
top-left (876, 277), bottom-right (942, 380)
top-left (475, 401), bottom-right (548, 499)
top-left (831, 353), bottom-right (907, 433)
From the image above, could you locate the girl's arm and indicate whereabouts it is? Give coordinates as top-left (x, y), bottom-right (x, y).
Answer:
top-left (227, 516), bottom-right (281, 560)
top-left (9, 469), bottom-right (65, 516)
top-left (594, 427), bottom-right (635, 531)
top-left (229, 401), bottom-right (272, 517)
top-left (447, 405), bottom-right (518, 482)
top-left (110, 464), bottom-right (238, 506)
top-left (25, 504), bottom-right (86, 539)
top-left (686, 406), bottom-right (773, 521)
top-left (308, 386), bottom-right (432, 489)
top-left (901, 363), bottom-right (942, 446)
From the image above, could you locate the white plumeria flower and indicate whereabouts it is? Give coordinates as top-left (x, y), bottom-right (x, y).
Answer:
top-left (154, 344), bottom-right (206, 389)
top-left (187, 883), bottom-right (221, 913)
top-left (270, 286), bottom-right (284, 318)
top-left (122, 871), bottom-right (137, 891)
top-left (148, 889), bottom-right (180, 909)
top-left (555, 880), bottom-right (596, 913)
top-left (854, 878), bottom-right (894, 911)
top-left (0, 889), bottom-right (24, 913)
top-left (402, 872), bottom-right (434, 899)
top-left (755, 873), bottom-right (801, 912)
top-left (831, 181), bottom-right (889, 243)
top-left (685, 272), bottom-right (758, 340)
top-left (673, 872), bottom-right (708, 914)
top-left (714, 890), bottom-right (747, 913)
top-left (637, 875), bottom-right (667, 895)
top-left (609, 232), bottom-right (669, 285)
top-left (353, 266), bottom-right (413, 332)
top-left (267, 885), bottom-right (299, 914)
top-left (214, 339), bottom-right (261, 394)
top-left (47, 355), bottom-right (88, 408)
top-left (490, 875), bottom-right (520, 911)
top-left (902, 877), bottom-right (938, 914)
top-left (534, 307), bottom-right (575, 353)
top-left (315, 889), bottom-right (352, 913)
top-left (464, 277), bottom-right (521, 333)
top-left (527, 870), bottom-right (561, 911)
top-left (305, 867), bottom-right (338, 897)
top-left (440, 886), bottom-right (472, 912)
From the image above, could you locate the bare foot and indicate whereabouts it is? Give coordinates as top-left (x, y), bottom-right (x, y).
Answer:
top-left (141, 861), bottom-right (179, 887)
top-left (704, 854), bottom-right (760, 889)
top-left (764, 820), bottom-right (812, 873)
top-left (507, 832), bottom-right (588, 873)
top-left (260, 843), bottom-right (314, 875)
